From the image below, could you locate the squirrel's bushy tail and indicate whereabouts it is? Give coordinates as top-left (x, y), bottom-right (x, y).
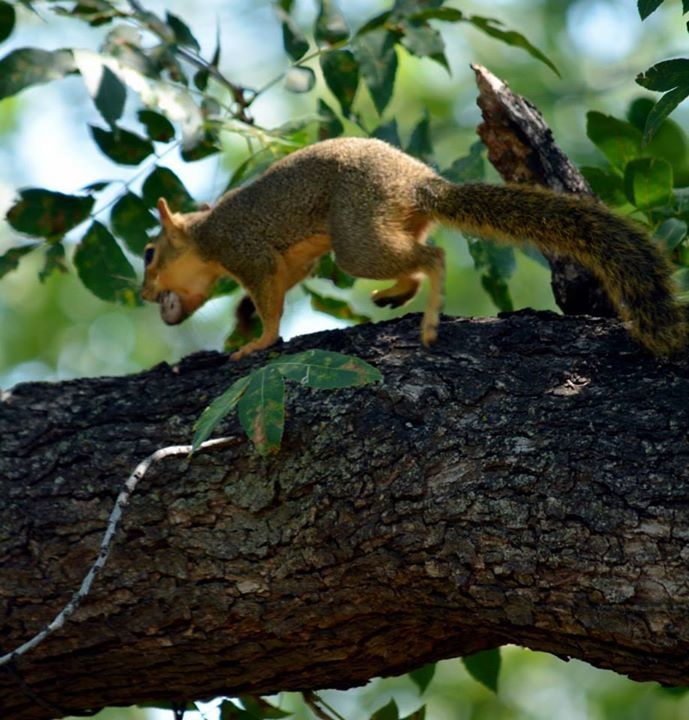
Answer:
top-left (418, 178), bottom-right (688, 357)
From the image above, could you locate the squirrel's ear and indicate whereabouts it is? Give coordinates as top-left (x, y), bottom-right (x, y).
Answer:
top-left (157, 197), bottom-right (178, 232)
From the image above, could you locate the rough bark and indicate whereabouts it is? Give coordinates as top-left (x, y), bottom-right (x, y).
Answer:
top-left (2, 312), bottom-right (689, 719)
top-left (472, 64), bottom-right (617, 317)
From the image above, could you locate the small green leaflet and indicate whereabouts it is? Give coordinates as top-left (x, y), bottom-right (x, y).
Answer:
top-left (637, 0), bottom-right (664, 20)
top-left (586, 112), bottom-right (643, 171)
top-left (624, 157), bottom-right (673, 211)
top-left (193, 375), bottom-right (252, 450)
top-left (74, 221), bottom-right (139, 305)
top-left (315, 0), bottom-right (350, 45)
top-left (39, 242), bottom-right (68, 282)
top-left (278, 7), bottom-right (309, 61)
top-left (442, 141), bottom-right (485, 183)
top-left (305, 286), bottom-right (370, 324)
top-left (353, 30), bottom-right (397, 115)
top-left (655, 218), bottom-right (688, 251)
top-left (192, 350), bottom-right (382, 455)
top-left (0, 243), bottom-right (39, 279)
top-left (636, 60), bottom-right (689, 143)
top-left (111, 192), bottom-right (158, 256)
top-left (370, 698), bottom-right (425, 720)
top-left (0, 1), bottom-right (15, 43)
top-left (237, 366), bottom-right (286, 455)
top-left (580, 167), bottom-right (627, 207)
top-left (219, 695), bottom-right (291, 719)
top-left (138, 109), bottom-right (175, 142)
top-left (6, 188), bottom-right (94, 240)
top-left (320, 48), bottom-right (359, 117)
top-left (141, 167), bottom-right (196, 212)
top-left (166, 11), bottom-right (200, 51)
top-left (0, 47), bottom-right (75, 100)
top-left (409, 662), bottom-right (436, 694)
top-left (90, 125), bottom-right (154, 166)
top-left (462, 648), bottom-right (502, 693)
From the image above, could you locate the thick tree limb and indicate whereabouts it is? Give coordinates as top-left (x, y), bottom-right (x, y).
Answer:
top-left (472, 64), bottom-right (617, 317)
top-left (2, 313), bottom-right (689, 719)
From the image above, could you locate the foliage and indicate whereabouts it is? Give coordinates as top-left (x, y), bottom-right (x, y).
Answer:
top-left (192, 349), bottom-right (382, 455)
top-left (0, 0), bottom-right (558, 340)
top-left (635, 1), bottom-right (689, 142)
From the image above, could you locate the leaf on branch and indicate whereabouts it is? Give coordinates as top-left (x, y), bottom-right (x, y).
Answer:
top-left (192, 375), bottom-right (252, 451)
top-left (138, 109), bottom-right (175, 142)
top-left (313, 253), bottom-right (354, 288)
top-left (317, 98), bottom-right (344, 139)
top-left (409, 662), bottom-right (436, 694)
top-left (462, 648), bottom-right (502, 693)
top-left (637, 0), bottom-right (665, 20)
top-left (0, 47), bottom-right (75, 100)
top-left (270, 349), bottom-right (382, 389)
top-left (353, 29), bottom-right (398, 115)
top-left (466, 16), bottom-right (560, 77)
top-left (277, 8), bottom-right (309, 61)
top-left (74, 221), bottom-right (139, 305)
top-left (399, 19), bottom-right (449, 71)
top-left (371, 698), bottom-right (399, 720)
top-left (237, 366), bottom-right (286, 455)
top-left (0, 1), bottom-right (16, 43)
top-left (586, 111), bottom-right (643, 171)
top-left (315, 0), bottom-right (350, 45)
top-left (6, 189), bottom-right (94, 240)
top-left (90, 125), bottom-right (154, 165)
top-left (372, 119), bottom-right (402, 147)
top-left (580, 166), bottom-right (627, 207)
top-left (141, 167), bottom-right (196, 212)
top-left (636, 60), bottom-right (689, 143)
top-left (0, 243), bottom-right (39, 279)
top-left (165, 12), bottom-right (201, 51)
top-left (467, 237), bottom-right (515, 312)
top-left (320, 48), bottom-right (360, 117)
top-left (111, 192), bottom-right (158, 255)
top-left (39, 242), bottom-right (68, 282)
top-left (624, 157), bottom-right (673, 211)
top-left (442, 141), bottom-right (486, 182)
top-left (75, 51), bottom-right (126, 126)
top-left (304, 286), bottom-right (370, 323)
top-left (406, 111), bottom-right (433, 161)
top-left (655, 218), bottom-right (688, 251)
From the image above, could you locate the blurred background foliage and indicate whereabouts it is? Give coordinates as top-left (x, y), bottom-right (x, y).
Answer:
top-left (2, 0), bottom-right (689, 718)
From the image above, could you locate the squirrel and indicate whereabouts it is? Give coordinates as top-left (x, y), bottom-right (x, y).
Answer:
top-left (140, 136), bottom-right (688, 360)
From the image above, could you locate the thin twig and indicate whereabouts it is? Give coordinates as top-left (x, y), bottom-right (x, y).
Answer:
top-left (0, 436), bottom-right (238, 667)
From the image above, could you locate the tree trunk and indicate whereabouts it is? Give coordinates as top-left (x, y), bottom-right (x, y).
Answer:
top-left (472, 64), bottom-right (617, 317)
top-left (2, 313), bottom-right (689, 719)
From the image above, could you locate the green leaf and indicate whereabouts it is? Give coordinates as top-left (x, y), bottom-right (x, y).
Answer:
top-left (39, 242), bottom-right (68, 282)
top-left (371, 699), bottom-right (399, 720)
top-left (224, 312), bottom-right (262, 353)
top-left (320, 48), bottom-right (360, 117)
top-left (313, 253), bottom-right (354, 288)
top-left (0, 2), bottom-right (16, 43)
top-left (400, 20), bottom-right (448, 71)
top-left (271, 349), bottom-right (382, 389)
top-left (278, 9), bottom-right (309, 61)
top-left (442, 142), bottom-right (485, 182)
top-left (90, 125), bottom-right (154, 165)
top-left (655, 218), bottom-right (687, 251)
top-left (284, 66), bottom-right (316, 93)
top-left (468, 238), bottom-right (515, 312)
top-left (6, 189), bottom-right (94, 239)
top-left (317, 99), bottom-right (344, 140)
top-left (409, 7), bottom-right (464, 22)
top-left (406, 112), bottom-right (432, 161)
top-left (74, 221), bottom-right (139, 305)
top-left (372, 119), bottom-right (402, 147)
top-left (0, 244), bottom-right (38, 279)
top-left (237, 367), bottom-right (286, 455)
top-left (142, 167), bottom-right (196, 211)
top-left (586, 112), bottom-right (643, 171)
top-left (138, 109), bottom-right (175, 142)
top-left (356, 10), bottom-right (393, 37)
top-left (237, 695), bottom-right (291, 719)
top-left (166, 11), bottom-right (200, 50)
top-left (93, 65), bottom-right (126, 126)
top-left (0, 47), bottom-right (75, 100)
top-left (181, 131), bottom-right (221, 162)
top-left (304, 286), bottom-right (370, 323)
top-left (466, 16), bottom-right (560, 77)
top-left (315, 0), bottom-right (350, 45)
top-left (624, 157), bottom-right (673, 210)
top-left (192, 375), bottom-right (251, 451)
top-left (643, 85), bottom-right (689, 144)
top-left (636, 59), bottom-right (689, 91)
top-left (111, 192), bottom-right (157, 255)
top-left (462, 648), bottom-right (501, 693)
top-left (638, 0), bottom-right (664, 20)
top-left (409, 663), bottom-right (436, 694)
top-left (579, 167), bottom-right (627, 207)
top-left (353, 30), bottom-right (398, 115)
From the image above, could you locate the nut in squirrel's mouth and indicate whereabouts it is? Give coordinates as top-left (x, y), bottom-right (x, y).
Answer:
top-left (158, 290), bottom-right (186, 325)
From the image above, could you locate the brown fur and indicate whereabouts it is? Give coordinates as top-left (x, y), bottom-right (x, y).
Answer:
top-left (141, 137), bottom-right (688, 359)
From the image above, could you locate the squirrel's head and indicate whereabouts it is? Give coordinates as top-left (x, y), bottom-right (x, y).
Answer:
top-left (140, 198), bottom-right (223, 324)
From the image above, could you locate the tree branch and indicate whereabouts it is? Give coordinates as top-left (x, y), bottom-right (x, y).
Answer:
top-left (2, 313), bottom-right (689, 719)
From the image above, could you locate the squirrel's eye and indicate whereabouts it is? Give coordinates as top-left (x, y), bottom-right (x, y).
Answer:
top-left (144, 247), bottom-right (155, 266)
